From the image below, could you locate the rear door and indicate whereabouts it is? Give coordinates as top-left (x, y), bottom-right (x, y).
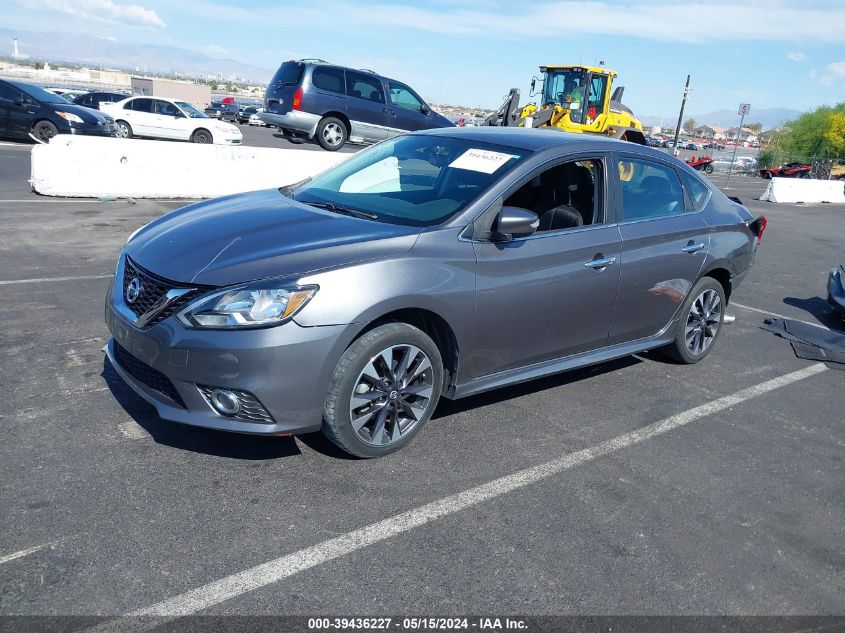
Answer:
top-left (384, 80), bottom-right (429, 135)
top-left (306, 65), bottom-right (347, 118)
top-left (122, 98), bottom-right (156, 136)
top-left (344, 71), bottom-right (390, 142)
top-left (607, 154), bottom-right (710, 345)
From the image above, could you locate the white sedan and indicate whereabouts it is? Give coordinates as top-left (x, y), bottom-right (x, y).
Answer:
top-left (248, 113), bottom-right (267, 126)
top-left (102, 96), bottom-right (242, 145)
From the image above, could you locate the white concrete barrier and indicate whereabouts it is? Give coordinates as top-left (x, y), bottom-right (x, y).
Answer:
top-left (759, 177), bottom-right (845, 204)
top-left (30, 136), bottom-right (349, 198)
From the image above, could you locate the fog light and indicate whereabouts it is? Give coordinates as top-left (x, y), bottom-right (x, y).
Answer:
top-left (210, 389), bottom-right (240, 415)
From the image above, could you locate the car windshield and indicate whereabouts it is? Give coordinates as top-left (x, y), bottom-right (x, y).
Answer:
top-left (290, 134), bottom-right (529, 227)
top-left (16, 83), bottom-right (68, 104)
top-left (176, 101), bottom-right (208, 118)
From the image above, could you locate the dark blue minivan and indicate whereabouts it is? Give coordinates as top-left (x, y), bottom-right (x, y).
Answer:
top-left (261, 59), bottom-right (453, 150)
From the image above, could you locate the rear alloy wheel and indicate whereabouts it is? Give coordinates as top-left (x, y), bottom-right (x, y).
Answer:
top-left (32, 120), bottom-right (59, 143)
top-left (323, 323), bottom-right (443, 458)
top-left (662, 277), bottom-right (725, 364)
top-left (316, 116), bottom-right (348, 151)
top-left (704, 164), bottom-right (714, 174)
top-left (115, 120), bottom-right (132, 139)
top-left (191, 128), bottom-right (213, 144)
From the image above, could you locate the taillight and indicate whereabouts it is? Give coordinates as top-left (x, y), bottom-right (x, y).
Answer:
top-left (292, 87), bottom-right (303, 111)
top-left (749, 215), bottom-right (767, 242)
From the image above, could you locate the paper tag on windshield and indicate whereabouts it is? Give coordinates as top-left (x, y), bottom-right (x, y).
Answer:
top-left (449, 149), bottom-right (515, 174)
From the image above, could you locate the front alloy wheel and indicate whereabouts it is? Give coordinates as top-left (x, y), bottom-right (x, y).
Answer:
top-left (349, 344), bottom-right (434, 447)
top-left (323, 323), bottom-right (443, 458)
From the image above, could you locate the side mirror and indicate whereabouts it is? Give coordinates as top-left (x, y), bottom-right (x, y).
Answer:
top-left (420, 103), bottom-right (430, 115)
top-left (489, 206), bottom-right (538, 241)
top-left (530, 78), bottom-right (536, 92)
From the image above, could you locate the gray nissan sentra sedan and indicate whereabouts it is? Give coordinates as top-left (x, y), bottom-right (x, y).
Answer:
top-left (105, 127), bottom-right (766, 457)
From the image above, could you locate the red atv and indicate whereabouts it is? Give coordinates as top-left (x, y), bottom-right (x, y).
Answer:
top-left (685, 156), bottom-right (714, 174)
top-left (759, 162), bottom-right (812, 179)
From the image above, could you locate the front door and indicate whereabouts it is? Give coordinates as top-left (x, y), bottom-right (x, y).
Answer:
top-left (385, 80), bottom-right (429, 135)
top-left (608, 154), bottom-right (710, 345)
top-left (470, 156), bottom-right (622, 378)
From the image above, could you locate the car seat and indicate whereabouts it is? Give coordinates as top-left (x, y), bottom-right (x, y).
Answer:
top-left (538, 204), bottom-right (584, 231)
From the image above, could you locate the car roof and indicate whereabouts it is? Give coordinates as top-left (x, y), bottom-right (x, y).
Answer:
top-left (413, 126), bottom-right (658, 154)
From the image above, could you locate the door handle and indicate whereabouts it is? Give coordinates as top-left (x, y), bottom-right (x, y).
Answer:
top-left (584, 256), bottom-right (616, 270)
top-left (383, 107), bottom-right (396, 115)
top-left (681, 241), bottom-right (705, 254)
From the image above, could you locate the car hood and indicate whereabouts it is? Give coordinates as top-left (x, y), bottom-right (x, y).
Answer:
top-left (125, 189), bottom-right (422, 287)
top-left (51, 102), bottom-right (107, 124)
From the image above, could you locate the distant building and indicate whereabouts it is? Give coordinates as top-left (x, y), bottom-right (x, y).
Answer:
top-left (693, 125), bottom-right (727, 140)
top-left (130, 77), bottom-right (211, 108)
top-left (726, 127), bottom-right (758, 143)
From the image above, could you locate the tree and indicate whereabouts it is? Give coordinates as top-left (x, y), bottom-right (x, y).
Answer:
top-left (683, 118), bottom-right (696, 133)
top-left (34, 61), bottom-right (44, 70)
top-left (779, 103), bottom-right (845, 159)
top-left (746, 122), bottom-right (763, 133)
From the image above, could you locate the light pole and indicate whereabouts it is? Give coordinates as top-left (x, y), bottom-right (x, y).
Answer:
top-left (672, 75), bottom-right (691, 155)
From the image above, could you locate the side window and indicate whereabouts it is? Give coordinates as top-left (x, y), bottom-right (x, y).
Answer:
top-left (128, 98), bottom-right (153, 113)
top-left (504, 159), bottom-right (603, 232)
top-left (346, 72), bottom-right (384, 103)
top-left (618, 158), bottom-right (685, 221)
top-left (155, 100), bottom-right (180, 116)
top-left (388, 82), bottom-right (423, 111)
top-left (680, 171), bottom-right (710, 211)
top-left (0, 83), bottom-right (18, 101)
top-left (311, 66), bottom-right (345, 94)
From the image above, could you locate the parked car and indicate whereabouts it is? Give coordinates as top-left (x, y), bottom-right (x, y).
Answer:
top-left (238, 106), bottom-right (258, 124)
top-left (104, 128), bottom-right (765, 458)
top-left (0, 79), bottom-right (117, 142)
top-left (248, 113), bottom-right (266, 126)
top-left (101, 96), bottom-right (242, 144)
top-left (260, 59), bottom-right (453, 150)
top-left (46, 88), bottom-right (88, 102)
top-left (73, 91), bottom-right (129, 110)
top-left (685, 142), bottom-right (698, 151)
top-left (219, 102), bottom-right (239, 123)
top-left (759, 162), bottom-right (812, 179)
top-left (204, 102), bottom-right (222, 118)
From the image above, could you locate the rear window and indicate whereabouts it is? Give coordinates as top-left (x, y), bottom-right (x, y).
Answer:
top-left (680, 171), bottom-right (711, 211)
top-left (271, 62), bottom-right (304, 87)
top-left (312, 66), bottom-right (345, 93)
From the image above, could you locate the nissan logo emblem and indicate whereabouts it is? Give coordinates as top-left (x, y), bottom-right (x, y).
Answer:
top-left (126, 277), bottom-right (142, 304)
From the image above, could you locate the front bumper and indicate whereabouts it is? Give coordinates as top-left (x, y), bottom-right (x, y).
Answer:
top-left (258, 110), bottom-right (321, 137)
top-left (104, 265), bottom-right (352, 436)
top-left (69, 122), bottom-right (117, 137)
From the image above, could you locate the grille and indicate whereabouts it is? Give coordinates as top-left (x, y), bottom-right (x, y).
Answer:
top-left (113, 342), bottom-right (185, 408)
top-left (197, 385), bottom-right (275, 424)
top-left (122, 257), bottom-right (200, 327)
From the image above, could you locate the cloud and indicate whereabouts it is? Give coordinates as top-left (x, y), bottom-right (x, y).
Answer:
top-left (820, 61), bottom-right (845, 87)
top-left (175, 0), bottom-right (845, 44)
top-left (200, 44), bottom-right (230, 58)
top-left (787, 51), bottom-right (806, 62)
top-left (19, 0), bottom-right (166, 29)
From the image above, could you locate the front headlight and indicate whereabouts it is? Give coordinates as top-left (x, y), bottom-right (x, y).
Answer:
top-left (177, 285), bottom-right (318, 329)
top-left (56, 111), bottom-right (85, 124)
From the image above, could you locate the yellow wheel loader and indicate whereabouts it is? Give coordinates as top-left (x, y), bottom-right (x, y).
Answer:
top-left (485, 64), bottom-right (647, 145)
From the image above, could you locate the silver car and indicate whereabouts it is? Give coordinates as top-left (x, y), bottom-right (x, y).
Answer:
top-left (105, 128), bottom-right (765, 457)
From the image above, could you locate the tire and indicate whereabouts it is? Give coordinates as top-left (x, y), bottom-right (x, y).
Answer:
top-left (661, 277), bottom-right (725, 364)
top-left (763, 172), bottom-right (772, 179)
top-left (322, 323), bottom-right (444, 458)
top-left (315, 116), bottom-right (348, 151)
top-left (800, 172), bottom-right (811, 179)
top-left (191, 128), bottom-right (213, 144)
top-left (704, 164), bottom-right (714, 174)
top-left (115, 120), bottom-right (132, 139)
top-left (32, 120), bottom-right (59, 143)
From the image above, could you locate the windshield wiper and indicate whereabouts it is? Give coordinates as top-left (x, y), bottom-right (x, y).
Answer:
top-left (305, 201), bottom-right (378, 221)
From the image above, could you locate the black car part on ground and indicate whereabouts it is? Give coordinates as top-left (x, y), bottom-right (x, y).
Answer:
top-left (761, 317), bottom-right (845, 370)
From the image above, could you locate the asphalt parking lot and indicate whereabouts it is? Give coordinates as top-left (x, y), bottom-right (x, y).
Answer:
top-left (0, 138), bottom-right (843, 629)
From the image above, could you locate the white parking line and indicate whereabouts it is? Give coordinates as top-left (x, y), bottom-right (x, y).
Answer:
top-left (0, 274), bottom-right (111, 286)
top-left (83, 363), bottom-right (827, 631)
top-left (732, 302), bottom-right (831, 329)
top-left (0, 537), bottom-right (71, 565)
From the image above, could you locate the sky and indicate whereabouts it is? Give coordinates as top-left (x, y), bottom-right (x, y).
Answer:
top-left (2, 0), bottom-right (845, 120)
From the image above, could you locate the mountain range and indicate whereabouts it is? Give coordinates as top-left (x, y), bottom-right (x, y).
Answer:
top-left (1, 27), bottom-right (274, 83)
top-left (640, 107), bottom-right (802, 131)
